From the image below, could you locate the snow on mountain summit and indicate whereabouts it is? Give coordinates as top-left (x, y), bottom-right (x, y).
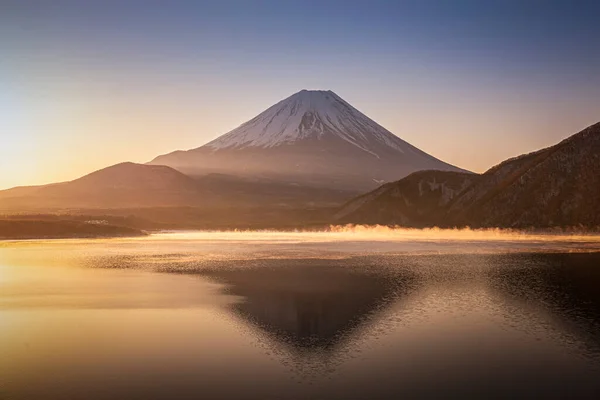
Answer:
top-left (205, 89), bottom-right (412, 156)
top-left (149, 89), bottom-right (467, 191)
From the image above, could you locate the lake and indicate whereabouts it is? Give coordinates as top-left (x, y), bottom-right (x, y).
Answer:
top-left (1, 230), bottom-right (600, 399)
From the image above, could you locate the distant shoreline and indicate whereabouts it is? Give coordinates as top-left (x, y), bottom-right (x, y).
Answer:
top-left (2, 214), bottom-right (599, 242)
top-left (0, 219), bottom-right (147, 241)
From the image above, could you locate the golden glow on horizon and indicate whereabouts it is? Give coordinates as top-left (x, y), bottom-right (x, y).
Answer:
top-left (149, 227), bottom-right (600, 244)
top-left (2, 66), bottom-right (598, 190)
top-left (3, 1), bottom-right (600, 191)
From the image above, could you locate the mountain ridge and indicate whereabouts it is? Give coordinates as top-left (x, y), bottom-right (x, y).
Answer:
top-left (447, 121), bottom-right (600, 227)
top-left (336, 122), bottom-right (600, 229)
top-left (335, 170), bottom-right (478, 226)
top-left (149, 89), bottom-right (466, 191)
top-left (0, 162), bottom-right (354, 213)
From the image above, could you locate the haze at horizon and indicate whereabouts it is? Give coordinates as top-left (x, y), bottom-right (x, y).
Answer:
top-left (1, 0), bottom-right (599, 189)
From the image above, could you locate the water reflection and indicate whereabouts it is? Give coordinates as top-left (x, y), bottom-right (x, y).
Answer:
top-left (194, 253), bottom-right (600, 398)
top-left (486, 253), bottom-right (600, 357)
top-left (201, 263), bottom-right (410, 350)
top-left (2, 238), bottom-right (600, 399)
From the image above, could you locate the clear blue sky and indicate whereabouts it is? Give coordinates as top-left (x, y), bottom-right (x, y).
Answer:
top-left (1, 0), bottom-right (599, 189)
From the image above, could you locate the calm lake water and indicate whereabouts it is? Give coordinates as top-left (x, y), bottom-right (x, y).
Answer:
top-left (1, 231), bottom-right (600, 399)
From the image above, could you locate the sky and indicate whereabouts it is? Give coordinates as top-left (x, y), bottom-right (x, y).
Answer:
top-left (1, 0), bottom-right (599, 190)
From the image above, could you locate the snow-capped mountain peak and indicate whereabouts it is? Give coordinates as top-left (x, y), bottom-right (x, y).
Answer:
top-left (205, 89), bottom-right (412, 156)
top-left (149, 89), bottom-right (466, 191)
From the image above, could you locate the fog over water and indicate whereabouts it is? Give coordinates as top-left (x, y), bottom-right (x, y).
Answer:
top-left (1, 231), bottom-right (600, 399)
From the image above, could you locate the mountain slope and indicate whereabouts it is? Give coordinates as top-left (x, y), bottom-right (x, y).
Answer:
top-left (335, 170), bottom-right (478, 226)
top-left (0, 162), bottom-right (354, 213)
top-left (0, 163), bottom-right (206, 210)
top-left (448, 122), bottom-right (600, 228)
top-left (337, 122), bottom-right (600, 229)
top-left (150, 90), bottom-right (465, 191)
top-left (205, 90), bottom-right (419, 154)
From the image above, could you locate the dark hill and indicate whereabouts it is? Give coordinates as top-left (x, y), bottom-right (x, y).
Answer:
top-left (336, 122), bottom-right (600, 229)
top-left (0, 162), bottom-right (355, 215)
top-left (448, 122), bottom-right (600, 228)
top-left (0, 163), bottom-right (205, 210)
top-left (335, 170), bottom-right (477, 226)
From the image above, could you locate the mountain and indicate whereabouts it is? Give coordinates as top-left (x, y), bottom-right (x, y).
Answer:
top-left (336, 122), bottom-right (600, 229)
top-left (447, 122), bottom-right (600, 228)
top-left (335, 170), bottom-right (477, 226)
top-left (0, 162), bottom-right (353, 214)
top-left (0, 163), bottom-right (205, 210)
top-left (149, 90), bottom-right (465, 191)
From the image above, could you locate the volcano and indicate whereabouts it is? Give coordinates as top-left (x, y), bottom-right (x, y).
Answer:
top-left (150, 90), bottom-right (466, 191)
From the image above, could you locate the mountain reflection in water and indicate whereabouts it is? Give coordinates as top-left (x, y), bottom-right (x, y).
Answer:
top-left (1, 236), bottom-right (600, 400)
top-left (201, 263), bottom-right (410, 349)
top-left (195, 253), bottom-right (600, 398)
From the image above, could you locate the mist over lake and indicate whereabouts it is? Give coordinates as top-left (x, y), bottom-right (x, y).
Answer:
top-left (2, 231), bottom-right (600, 400)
